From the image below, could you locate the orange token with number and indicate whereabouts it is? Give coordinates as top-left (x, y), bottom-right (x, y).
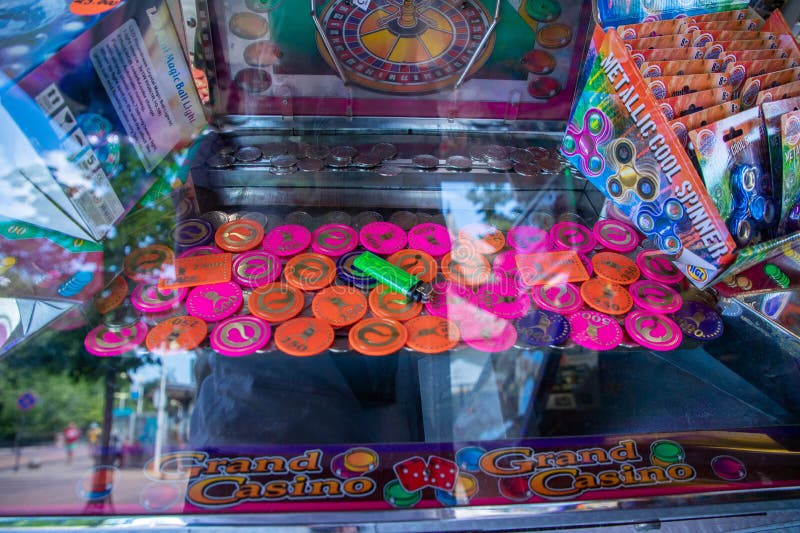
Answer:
top-left (124, 245), bottom-right (174, 284)
top-left (387, 249), bottom-right (437, 282)
top-left (274, 317), bottom-right (335, 356)
top-left (215, 219), bottom-right (264, 252)
top-left (580, 277), bottom-right (633, 316)
top-left (404, 315), bottom-right (460, 354)
top-left (94, 276), bottom-right (128, 314)
top-left (284, 253), bottom-right (337, 291)
top-left (369, 286), bottom-right (423, 321)
top-left (248, 283), bottom-right (304, 323)
top-left (146, 316), bottom-right (208, 355)
top-left (592, 252), bottom-right (640, 285)
top-left (441, 242), bottom-right (491, 287)
top-left (312, 285), bottom-right (368, 327)
top-left (349, 318), bottom-right (408, 356)
top-left (458, 223), bottom-right (506, 254)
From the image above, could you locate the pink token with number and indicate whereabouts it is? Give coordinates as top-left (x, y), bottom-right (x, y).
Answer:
top-left (232, 250), bottom-right (282, 288)
top-left (131, 284), bottom-right (187, 314)
top-left (263, 225), bottom-right (312, 257)
top-left (407, 223), bottom-right (452, 257)
top-left (178, 245), bottom-right (223, 259)
top-left (84, 322), bottom-right (148, 357)
top-left (477, 281), bottom-right (531, 319)
top-left (186, 281), bottom-right (243, 322)
top-left (459, 314), bottom-right (518, 353)
top-left (426, 281), bottom-right (479, 321)
top-left (210, 315), bottom-right (272, 357)
top-left (636, 250), bottom-right (684, 284)
top-left (550, 221), bottom-right (596, 253)
top-left (594, 219), bottom-right (639, 252)
top-left (492, 250), bottom-right (522, 284)
top-left (624, 310), bottom-right (683, 351)
top-left (531, 283), bottom-right (583, 314)
top-left (359, 221), bottom-right (407, 255)
top-left (312, 224), bottom-right (359, 257)
top-left (508, 226), bottom-right (551, 253)
top-left (568, 310), bottom-right (622, 351)
top-left (629, 280), bottom-right (682, 314)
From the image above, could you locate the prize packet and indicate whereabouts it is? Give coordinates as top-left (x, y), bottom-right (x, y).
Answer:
top-left (691, 9), bottom-right (762, 23)
top-left (670, 100), bottom-right (742, 149)
top-left (647, 73), bottom-right (731, 100)
top-left (715, 238), bottom-right (800, 296)
top-left (726, 59), bottom-right (800, 92)
top-left (623, 34), bottom-right (692, 51)
top-left (640, 60), bottom-right (726, 78)
top-left (780, 110), bottom-right (800, 233)
top-left (630, 48), bottom-right (706, 67)
top-left (705, 40), bottom-right (779, 59)
top-left (690, 107), bottom-right (777, 247)
top-left (719, 49), bottom-right (791, 70)
top-left (617, 19), bottom-right (687, 40)
top-left (682, 20), bottom-right (762, 33)
top-left (691, 30), bottom-right (778, 47)
top-left (756, 79), bottom-right (800, 106)
top-left (596, 3), bottom-right (758, 28)
top-left (762, 96), bottom-right (800, 215)
top-left (740, 67), bottom-right (800, 109)
top-left (659, 88), bottom-right (733, 121)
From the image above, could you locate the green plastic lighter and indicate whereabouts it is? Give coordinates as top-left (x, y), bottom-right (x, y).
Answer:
top-left (353, 251), bottom-right (433, 302)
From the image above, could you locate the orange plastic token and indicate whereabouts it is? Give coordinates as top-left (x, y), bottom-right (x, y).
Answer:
top-left (349, 318), bottom-right (408, 356)
top-left (457, 223), bottom-right (506, 254)
top-left (312, 285), bottom-right (368, 327)
top-left (404, 315), bottom-right (460, 354)
top-left (94, 276), bottom-right (128, 314)
top-left (274, 317), bottom-right (335, 356)
top-left (70, 0), bottom-right (122, 16)
top-left (215, 219), bottom-right (265, 252)
top-left (387, 249), bottom-right (438, 282)
top-left (580, 277), bottom-right (633, 315)
top-left (124, 245), bottom-right (174, 283)
top-left (284, 253), bottom-right (337, 291)
top-left (441, 242), bottom-right (491, 287)
top-left (343, 448), bottom-right (379, 473)
top-left (146, 316), bottom-right (207, 355)
top-left (248, 283), bottom-right (304, 323)
top-left (369, 286), bottom-right (423, 321)
top-left (592, 252), bottom-right (641, 285)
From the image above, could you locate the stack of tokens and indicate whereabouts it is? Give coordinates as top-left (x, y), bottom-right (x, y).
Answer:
top-left (88, 209), bottom-right (724, 359)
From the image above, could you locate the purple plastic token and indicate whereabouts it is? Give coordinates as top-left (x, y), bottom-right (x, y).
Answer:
top-left (636, 250), bottom-right (684, 284)
top-left (593, 219), bottom-right (639, 253)
top-left (578, 253), bottom-right (593, 277)
top-left (173, 218), bottom-right (214, 251)
top-left (629, 280), bottom-right (682, 314)
top-left (407, 223), bottom-right (452, 257)
top-left (624, 310), bottom-right (683, 352)
top-left (568, 310), bottom-right (623, 351)
top-left (84, 322), bottom-right (148, 357)
top-left (516, 309), bottom-right (570, 347)
top-left (210, 315), bottom-right (271, 356)
top-left (711, 455), bottom-right (747, 481)
top-left (550, 222), bottom-right (596, 253)
top-left (232, 250), bottom-right (282, 288)
top-left (477, 281), bottom-right (531, 319)
top-left (186, 281), bottom-right (243, 322)
top-left (336, 250), bottom-right (378, 288)
top-left (460, 314), bottom-right (518, 353)
top-left (670, 301), bottom-right (724, 341)
top-left (263, 224), bottom-right (312, 257)
top-left (178, 245), bottom-right (223, 259)
top-left (312, 224), bottom-right (359, 257)
top-left (531, 283), bottom-right (583, 315)
top-left (507, 226), bottom-right (551, 253)
top-left (359, 221), bottom-right (407, 255)
top-left (426, 281), bottom-right (480, 321)
top-left (131, 284), bottom-right (187, 314)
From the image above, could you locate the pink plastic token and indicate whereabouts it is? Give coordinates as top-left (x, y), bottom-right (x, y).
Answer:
top-left (407, 223), bottom-right (452, 257)
top-left (629, 280), bottom-right (683, 314)
top-left (263, 225), bottom-right (312, 257)
top-left (593, 219), bottom-right (639, 253)
top-left (84, 322), bottom-right (148, 357)
top-left (624, 310), bottom-right (683, 351)
top-left (210, 315), bottom-right (271, 356)
top-left (426, 281), bottom-right (480, 321)
top-left (232, 250), bottom-right (282, 289)
top-left (568, 310), bottom-right (623, 351)
top-left (477, 282), bottom-right (531, 319)
top-left (507, 226), bottom-right (551, 253)
top-left (459, 314), bottom-right (518, 353)
top-left (131, 284), bottom-right (187, 314)
top-left (531, 283), bottom-right (583, 315)
top-left (636, 250), bottom-right (684, 284)
top-left (312, 224), bottom-right (358, 257)
top-left (359, 221), bottom-right (407, 255)
top-left (178, 245), bottom-right (223, 259)
top-left (550, 221), bottom-right (596, 253)
top-left (578, 253), bottom-right (593, 277)
top-left (186, 281), bottom-right (243, 322)
top-left (492, 250), bottom-right (523, 285)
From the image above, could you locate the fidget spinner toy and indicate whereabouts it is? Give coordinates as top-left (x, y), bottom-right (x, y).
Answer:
top-left (562, 107), bottom-right (612, 177)
top-left (606, 138), bottom-right (659, 203)
top-left (634, 199), bottom-right (689, 255)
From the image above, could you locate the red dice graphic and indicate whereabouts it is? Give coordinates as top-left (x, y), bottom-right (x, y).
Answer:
top-left (426, 456), bottom-right (459, 491)
top-left (394, 457), bottom-right (430, 492)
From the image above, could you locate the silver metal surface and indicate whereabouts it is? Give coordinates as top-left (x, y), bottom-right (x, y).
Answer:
top-left (454, 0), bottom-right (502, 89)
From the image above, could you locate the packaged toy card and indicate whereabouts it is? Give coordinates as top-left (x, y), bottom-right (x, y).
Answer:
top-left (595, 2), bottom-right (751, 28)
top-left (705, 40), bottom-right (780, 59)
top-left (726, 59), bottom-right (800, 92)
top-left (659, 88), bottom-right (733, 121)
top-left (760, 96), bottom-right (800, 195)
top-left (630, 48), bottom-right (706, 67)
top-left (741, 68), bottom-right (800, 109)
top-left (647, 73), bottom-right (731, 100)
top-left (755, 79), bottom-right (800, 105)
top-left (689, 108), bottom-right (777, 248)
top-left (670, 100), bottom-right (742, 149)
top-left (640, 60), bottom-right (726, 78)
top-left (780, 109), bottom-right (800, 233)
top-left (623, 34), bottom-right (692, 51)
top-left (691, 30), bottom-right (778, 47)
top-left (720, 49), bottom-right (792, 69)
top-left (616, 19), bottom-right (687, 39)
top-left (683, 20), bottom-right (763, 33)
top-left (691, 9), bottom-right (762, 23)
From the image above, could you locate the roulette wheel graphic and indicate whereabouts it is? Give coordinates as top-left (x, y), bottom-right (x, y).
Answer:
top-left (314, 0), bottom-right (497, 94)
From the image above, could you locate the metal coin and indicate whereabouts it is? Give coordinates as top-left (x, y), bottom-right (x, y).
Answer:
top-left (265, 214), bottom-right (285, 232)
top-left (324, 211), bottom-right (352, 226)
top-left (446, 155), bottom-right (472, 171)
top-left (484, 144), bottom-right (509, 160)
top-left (325, 155), bottom-right (351, 168)
top-left (304, 145), bottom-right (331, 159)
top-left (377, 165), bottom-right (402, 176)
top-left (102, 300), bottom-right (141, 332)
top-left (389, 211), bottom-right (418, 231)
top-left (371, 142), bottom-right (398, 160)
top-left (201, 210), bottom-right (230, 229)
top-left (217, 145), bottom-right (238, 155)
top-left (412, 154), bottom-right (439, 169)
top-left (235, 146), bottom-right (263, 162)
top-left (240, 211), bottom-right (269, 227)
top-left (271, 166), bottom-right (297, 176)
top-left (331, 145), bottom-right (359, 160)
top-left (284, 142), bottom-right (301, 156)
top-left (262, 143), bottom-right (288, 158)
top-left (298, 158), bottom-right (325, 172)
top-left (540, 157), bottom-right (563, 173)
top-left (431, 214), bottom-right (447, 226)
top-left (510, 148), bottom-right (535, 164)
top-left (470, 145), bottom-right (488, 161)
top-left (527, 146), bottom-right (549, 159)
top-left (353, 153), bottom-right (383, 168)
top-left (514, 162), bottom-right (539, 176)
top-left (527, 211), bottom-right (555, 229)
top-left (207, 154), bottom-right (235, 169)
top-left (415, 212), bottom-right (433, 224)
top-left (353, 211), bottom-right (384, 229)
top-left (285, 211), bottom-right (314, 228)
top-left (272, 154), bottom-right (298, 168)
top-left (487, 158), bottom-right (514, 172)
